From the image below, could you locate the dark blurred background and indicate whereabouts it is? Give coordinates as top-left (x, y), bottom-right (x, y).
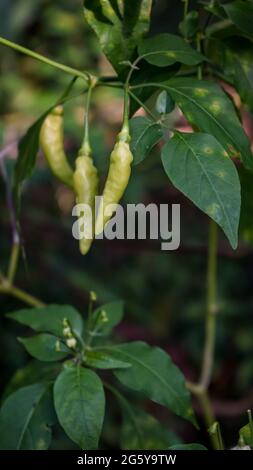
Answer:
top-left (1, 0), bottom-right (253, 449)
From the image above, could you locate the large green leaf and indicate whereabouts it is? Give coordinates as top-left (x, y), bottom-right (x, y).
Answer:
top-left (129, 116), bottom-right (163, 165)
top-left (83, 0), bottom-right (152, 74)
top-left (0, 383), bottom-right (55, 450)
top-left (120, 407), bottom-right (180, 450)
top-left (161, 77), bottom-right (253, 170)
top-left (54, 366), bottom-right (105, 449)
top-left (138, 33), bottom-right (204, 67)
top-left (168, 443), bottom-right (207, 450)
top-left (223, 1), bottom-right (253, 36)
top-left (161, 132), bottom-right (241, 249)
top-left (18, 334), bottom-right (70, 362)
top-left (7, 304), bottom-right (84, 338)
top-left (101, 341), bottom-right (195, 425)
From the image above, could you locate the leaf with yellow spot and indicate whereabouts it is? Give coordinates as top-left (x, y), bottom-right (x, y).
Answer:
top-left (162, 132), bottom-right (241, 249)
top-left (138, 33), bottom-right (205, 67)
top-left (162, 78), bottom-right (253, 171)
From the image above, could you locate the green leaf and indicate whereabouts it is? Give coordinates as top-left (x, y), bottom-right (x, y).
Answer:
top-left (129, 116), bottom-right (163, 165)
top-left (54, 366), bottom-right (105, 449)
top-left (130, 61), bottom-right (180, 116)
top-left (91, 300), bottom-right (124, 335)
top-left (83, 0), bottom-right (152, 74)
top-left (102, 341), bottom-right (195, 425)
top-left (179, 11), bottom-right (199, 39)
top-left (239, 166), bottom-right (253, 244)
top-left (121, 407), bottom-right (180, 450)
top-left (18, 334), bottom-right (70, 362)
top-left (239, 423), bottom-right (253, 447)
top-left (84, 350), bottom-right (131, 369)
top-left (13, 111), bottom-right (49, 208)
top-left (0, 383), bottom-right (55, 450)
top-left (7, 304), bottom-right (84, 338)
top-left (138, 33), bottom-right (204, 67)
top-left (2, 361), bottom-right (60, 402)
top-left (156, 91), bottom-right (175, 115)
top-left (168, 443), bottom-right (207, 450)
top-left (163, 78), bottom-right (253, 170)
top-left (224, 1), bottom-right (253, 36)
top-left (13, 78), bottom-right (76, 210)
top-left (223, 44), bottom-right (253, 113)
top-left (161, 132), bottom-right (241, 249)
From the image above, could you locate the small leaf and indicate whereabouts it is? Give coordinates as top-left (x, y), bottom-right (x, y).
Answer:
top-left (168, 443), bottom-right (207, 450)
top-left (54, 366), bottom-right (105, 449)
top-left (13, 78), bottom-right (76, 210)
top-left (91, 300), bottom-right (124, 335)
top-left (7, 304), bottom-right (84, 338)
top-left (156, 91), bottom-right (175, 115)
top-left (179, 11), bottom-right (199, 39)
top-left (102, 341), bottom-right (196, 425)
top-left (138, 33), bottom-right (204, 67)
top-left (161, 132), bottom-right (241, 249)
top-left (239, 423), bottom-right (253, 447)
top-left (18, 334), bottom-right (69, 362)
top-left (129, 116), bottom-right (163, 165)
top-left (0, 383), bottom-right (55, 450)
top-left (163, 77), bottom-right (253, 170)
top-left (84, 350), bottom-right (131, 369)
top-left (13, 112), bottom-right (49, 208)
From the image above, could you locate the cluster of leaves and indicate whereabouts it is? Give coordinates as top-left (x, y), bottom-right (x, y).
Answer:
top-left (0, 301), bottom-right (200, 450)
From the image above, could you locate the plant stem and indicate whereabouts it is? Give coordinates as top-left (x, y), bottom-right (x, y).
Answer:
top-left (0, 283), bottom-right (45, 307)
top-left (196, 33), bottom-right (203, 80)
top-left (182, 0), bottom-right (189, 20)
top-left (200, 219), bottom-right (218, 388)
top-left (81, 84), bottom-right (93, 155)
top-left (0, 36), bottom-right (92, 82)
top-left (7, 243), bottom-right (20, 284)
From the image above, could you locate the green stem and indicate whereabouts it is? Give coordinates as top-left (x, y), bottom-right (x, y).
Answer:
top-left (196, 33), bottom-right (203, 80)
top-left (7, 243), bottom-right (20, 284)
top-left (200, 219), bottom-right (218, 388)
top-left (209, 422), bottom-right (224, 450)
top-left (0, 36), bottom-right (92, 82)
top-left (182, 0), bottom-right (189, 20)
top-left (0, 284), bottom-right (45, 307)
top-left (118, 86), bottom-right (130, 143)
top-left (81, 84), bottom-right (93, 155)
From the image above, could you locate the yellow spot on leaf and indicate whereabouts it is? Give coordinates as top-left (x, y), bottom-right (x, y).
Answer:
top-left (209, 100), bottom-right (221, 114)
top-left (217, 170), bottom-right (226, 179)
top-left (203, 146), bottom-right (213, 155)
top-left (206, 203), bottom-right (220, 218)
top-left (194, 87), bottom-right (209, 97)
top-left (166, 51), bottom-right (176, 58)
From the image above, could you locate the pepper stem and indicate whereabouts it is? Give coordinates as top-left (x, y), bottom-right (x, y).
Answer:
top-left (118, 86), bottom-right (130, 143)
top-left (80, 78), bottom-right (97, 156)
